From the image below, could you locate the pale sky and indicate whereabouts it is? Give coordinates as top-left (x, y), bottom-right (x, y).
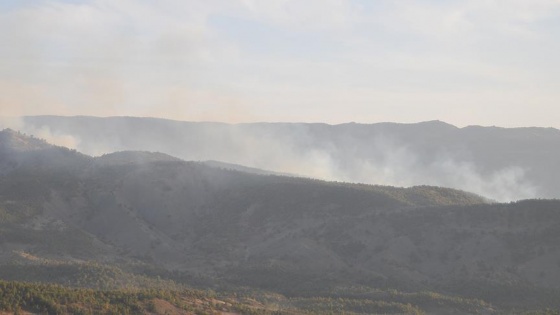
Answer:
top-left (1, 0), bottom-right (560, 127)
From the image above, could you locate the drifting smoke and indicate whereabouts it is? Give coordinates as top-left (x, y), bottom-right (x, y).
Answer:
top-left (1, 117), bottom-right (81, 150)
top-left (0, 116), bottom-right (24, 131)
top-left (5, 116), bottom-right (543, 202)
top-left (209, 129), bottom-right (538, 202)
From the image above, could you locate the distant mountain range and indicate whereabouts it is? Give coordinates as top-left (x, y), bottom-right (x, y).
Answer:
top-left (18, 115), bottom-right (560, 201)
top-left (1, 128), bottom-right (560, 313)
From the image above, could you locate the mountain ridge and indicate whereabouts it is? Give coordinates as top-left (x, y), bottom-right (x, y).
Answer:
top-left (19, 114), bottom-right (560, 130)
top-left (1, 128), bottom-right (560, 313)
top-left (17, 115), bottom-right (560, 201)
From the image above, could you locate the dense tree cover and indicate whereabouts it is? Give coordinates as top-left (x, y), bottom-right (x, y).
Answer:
top-left (6, 279), bottom-right (558, 315)
top-left (0, 280), bottom-right (494, 315)
top-left (2, 129), bottom-right (560, 314)
top-left (0, 280), bottom-right (276, 315)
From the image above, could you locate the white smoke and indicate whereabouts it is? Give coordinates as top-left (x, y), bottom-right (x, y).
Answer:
top-left (183, 127), bottom-right (539, 202)
top-left (1, 116), bottom-right (81, 150)
top-left (6, 117), bottom-right (540, 202)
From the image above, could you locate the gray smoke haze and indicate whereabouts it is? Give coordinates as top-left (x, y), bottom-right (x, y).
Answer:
top-left (7, 116), bottom-right (547, 202)
top-left (207, 129), bottom-right (537, 202)
top-left (0, 116), bottom-right (81, 150)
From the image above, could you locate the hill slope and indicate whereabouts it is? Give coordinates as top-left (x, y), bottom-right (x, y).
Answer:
top-left (19, 115), bottom-right (560, 201)
top-left (1, 129), bottom-right (560, 313)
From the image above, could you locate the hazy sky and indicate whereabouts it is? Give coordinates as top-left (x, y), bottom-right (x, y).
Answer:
top-left (1, 0), bottom-right (559, 127)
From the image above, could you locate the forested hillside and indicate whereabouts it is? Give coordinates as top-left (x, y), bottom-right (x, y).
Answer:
top-left (1, 128), bottom-right (560, 314)
top-left (20, 115), bottom-right (560, 201)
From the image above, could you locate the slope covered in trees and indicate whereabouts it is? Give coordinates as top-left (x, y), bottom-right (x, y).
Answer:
top-left (1, 129), bottom-right (560, 313)
top-left (20, 115), bottom-right (560, 200)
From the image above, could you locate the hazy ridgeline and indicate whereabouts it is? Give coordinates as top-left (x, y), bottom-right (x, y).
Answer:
top-left (11, 115), bottom-right (560, 201)
top-left (2, 0), bottom-right (560, 313)
top-left (1, 128), bottom-right (560, 314)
